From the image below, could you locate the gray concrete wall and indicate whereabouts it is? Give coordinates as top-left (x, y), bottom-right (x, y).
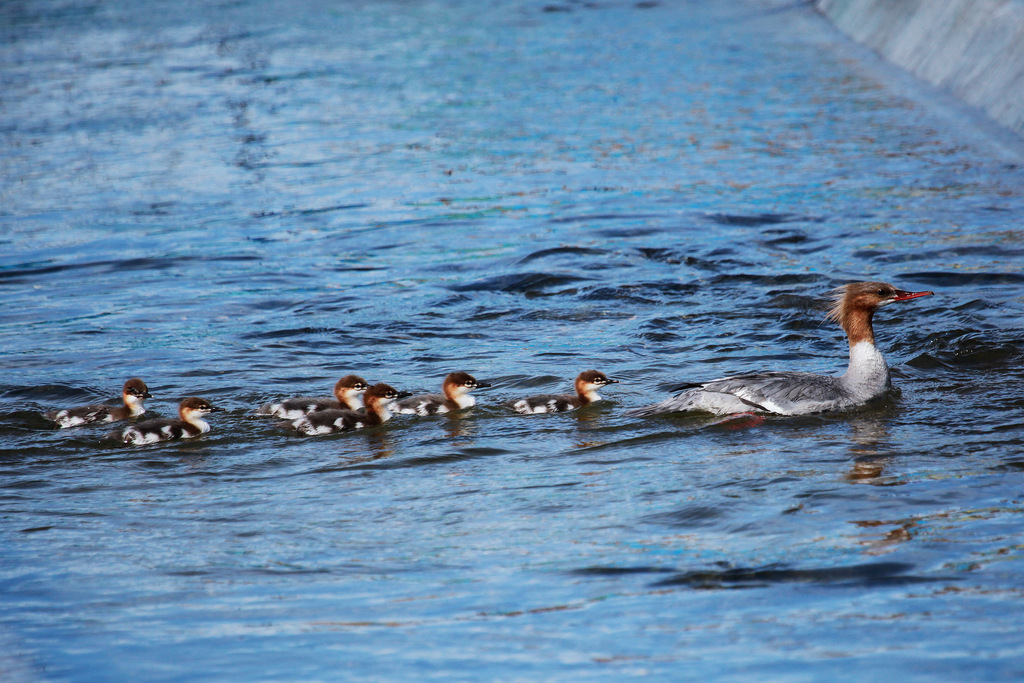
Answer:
top-left (816, 0), bottom-right (1024, 138)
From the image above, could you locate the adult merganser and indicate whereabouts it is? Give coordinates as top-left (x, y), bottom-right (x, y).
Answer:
top-left (115, 397), bottom-right (223, 445)
top-left (290, 383), bottom-right (401, 435)
top-left (43, 378), bottom-right (152, 428)
top-left (627, 281), bottom-right (933, 417)
top-left (395, 372), bottom-right (490, 416)
top-left (512, 370), bottom-right (619, 414)
top-left (255, 374), bottom-right (369, 418)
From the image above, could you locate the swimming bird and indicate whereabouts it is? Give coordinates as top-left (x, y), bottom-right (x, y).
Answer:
top-left (512, 370), bottom-right (619, 414)
top-left (395, 372), bottom-right (490, 416)
top-left (115, 397), bottom-right (223, 445)
top-left (255, 374), bottom-right (369, 419)
top-left (627, 281), bottom-right (933, 417)
top-left (290, 383), bottom-right (401, 435)
top-left (43, 378), bottom-right (152, 428)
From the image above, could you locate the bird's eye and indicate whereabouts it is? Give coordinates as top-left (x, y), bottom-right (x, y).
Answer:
top-left (876, 289), bottom-right (886, 296)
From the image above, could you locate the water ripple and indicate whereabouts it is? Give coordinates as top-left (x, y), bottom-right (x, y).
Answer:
top-left (2, 0), bottom-right (1024, 679)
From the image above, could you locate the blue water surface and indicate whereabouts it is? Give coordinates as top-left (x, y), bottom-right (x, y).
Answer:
top-left (2, 0), bottom-right (1024, 680)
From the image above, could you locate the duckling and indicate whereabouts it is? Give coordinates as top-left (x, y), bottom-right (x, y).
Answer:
top-left (115, 397), bottom-right (223, 445)
top-left (256, 374), bottom-right (369, 418)
top-left (512, 370), bottom-right (619, 414)
top-left (290, 383), bottom-right (401, 435)
top-left (395, 372), bottom-right (490, 416)
top-left (43, 378), bottom-right (152, 428)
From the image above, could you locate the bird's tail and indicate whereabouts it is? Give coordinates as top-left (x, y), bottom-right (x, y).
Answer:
top-left (624, 393), bottom-right (696, 418)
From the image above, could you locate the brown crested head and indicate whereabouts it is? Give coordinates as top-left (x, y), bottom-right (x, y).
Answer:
top-left (123, 378), bottom-right (152, 399)
top-left (826, 281), bottom-right (933, 344)
top-left (444, 371), bottom-right (490, 389)
top-left (575, 370), bottom-right (619, 390)
top-left (178, 396), bottom-right (222, 417)
top-left (334, 374), bottom-right (369, 394)
top-left (364, 383), bottom-right (400, 406)
top-left (445, 371), bottom-right (476, 387)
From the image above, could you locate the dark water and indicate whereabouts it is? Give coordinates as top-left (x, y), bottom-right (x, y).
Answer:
top-left (3, 0), bottom-right (1024, 679)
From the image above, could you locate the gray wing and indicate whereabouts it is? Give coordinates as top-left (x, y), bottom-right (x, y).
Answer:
top-left (43, 403), bottom-right (111, 427)
top-left (396, 393), bottom-right (447, 415)
top-left (629, 372), bottom-right (844, 417)
top-left (256, 396), bottom-right (338, 418)
top-left (698, 372), bottom-right (844, 413)
top-left (512, 393), bottom-right (578, 414)
top-left (290, 408), bottom-right (364, 435)
top-left (120, 418), bottom-right (181, 444)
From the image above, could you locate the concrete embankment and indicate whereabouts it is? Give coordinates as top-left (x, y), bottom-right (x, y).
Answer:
top-left (816, 0), bottom-right (1024, 139)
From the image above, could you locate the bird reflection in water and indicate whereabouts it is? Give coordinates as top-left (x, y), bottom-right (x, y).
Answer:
top-left (442, 412), bottom-right (475, 441)
top-left (853, 519), bottom-right (917, 555)
top-left (844, 417), bottom-right (897, 485)
top-left (333, 430), bottom-right (394, 467)
top-left (842, 417), bottom-right (917, 553)
top-left (572, 406), bottom-right (611, 450)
